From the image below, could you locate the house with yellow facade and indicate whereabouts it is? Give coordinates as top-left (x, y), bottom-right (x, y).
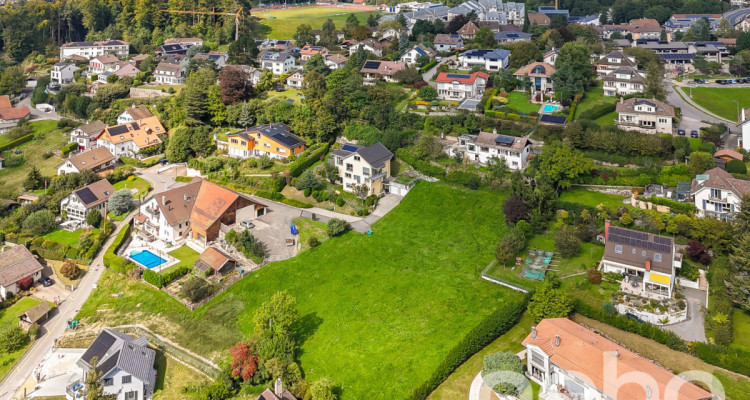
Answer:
top-left (225, 123), bottom-right (306, 160)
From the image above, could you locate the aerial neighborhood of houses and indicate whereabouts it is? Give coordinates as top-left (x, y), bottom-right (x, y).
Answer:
top-left (2, 0), bottom-right (750, 399)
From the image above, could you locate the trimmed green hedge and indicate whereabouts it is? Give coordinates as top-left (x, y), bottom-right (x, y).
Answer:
top-left (61, 142), bottom-right (79, 157)
top-left (419, 60), bottom-right (438, 74)
top-left (143, 265), bottom-right (191, 288)
top-left (104, 223), bottom-right (134, 273)
top-left (568, 94), bottom-right (581, 122)
top-left (395, 148), bottom-right (445, 177)
top-left (578, 102), bottom-right (616, 121)
top-left (407, 297), bottom-right (527, 400)
top-left (288, 143), bottom-right (330, 177)
top-left (0, 133), bottom-right (34, 152)
top-left (281, 198), bottom-right (314, 208)
top-left (639, 195), bottom-right (696, 215)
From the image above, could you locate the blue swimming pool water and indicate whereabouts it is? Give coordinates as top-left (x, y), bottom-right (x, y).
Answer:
top-left (542, 104), bottom-right (560, 113)
top-left (130, 250), bottom-right (167, 269)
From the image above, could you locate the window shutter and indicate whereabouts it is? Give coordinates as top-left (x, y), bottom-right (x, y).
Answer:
top-left (702, 200), bottom-right (706, 210)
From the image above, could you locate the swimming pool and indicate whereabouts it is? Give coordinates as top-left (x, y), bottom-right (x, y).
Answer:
top-left (130, 250), bottom-right (167, 269)
top-left (542, 104), bottom-right (561, 113)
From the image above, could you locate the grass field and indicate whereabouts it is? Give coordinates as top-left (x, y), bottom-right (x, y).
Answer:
top-left (732, 308), bottom-right (750, 351)
top-left (42, 228), bottom-right (99, 246)
top-left (254, 6), bottom-right (376, 39)
top-left (574, 83), bottom-right (618, 121)
top-left (559, 188), bottom-right (630, 210)
top-left (682, 86), bottom-right (750, 121)
top-left (266, 88), bottom-right (303, 100)
top-left (0, 121), bottom-right (68, 194)
top-left (506, 92), bottom-right (541, 114)
top-left (292, 217), bottom-right (328, 252)
top-left (166, 245), bottom-right (201, 271)
top-left (76, 182), bottom-right (518, 399)
top-left (0, 297), bottom-right (43, 381)
top-left (153, 351), bottom-right (209, 400)
top-left (114, 177), bottom-right (151, 198)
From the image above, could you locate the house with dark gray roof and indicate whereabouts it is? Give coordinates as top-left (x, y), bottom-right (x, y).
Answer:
top-left (331, 142), bottom-right (393, 195)
top-left (0, 245), bottom-right (44, 299)
top-left (602, 66), bottom-right (646, 97)
top-left (615, 97), bottom-right (674, 134)
top-left (60, 179), bottom-right (115, 222)
top-left (692, 167), bottom-right (750, 221)
top-left (70, 329), bottom-right (156, 400)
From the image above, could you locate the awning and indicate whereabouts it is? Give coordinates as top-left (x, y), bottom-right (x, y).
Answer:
top-left (648, 272), bottom-right (671, 286)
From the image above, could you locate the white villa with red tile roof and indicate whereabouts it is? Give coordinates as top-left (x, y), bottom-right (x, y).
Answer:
top-left (435, 71), bottom-right (488, 100)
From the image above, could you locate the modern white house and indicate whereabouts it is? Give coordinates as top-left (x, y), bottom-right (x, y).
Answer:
top-left (137, 180), bottom-right (202, 245)
top-left (447, 130), bottom-right (531, 169)
top-left (400, 44), bottom-right (437, 65)
top-left (434, 71), bottom-right (489, 100)
top-left (57, 147), bottom-right (116, 175)
top-left (448, 0), bottom-right (525, 26)
top-left (50, 63), bottom-right (80, 87)
top-left (331, 142), bottom-right (393, 196)
top-left (494, 31), bottom-right (533, 43)
top-left (615, 97), bottom-right (674, 134)
top-left (458, 49), bottom-right (510, 71)
top-left (259, 51), bottom-right (295, 75)
top-left (60, 179), bottom-right (116, 221)
top-left (691, 167), bottom-right (750, 220)
top-left (433, 34), bottom-right (464, 51)
top-left (513, 62), bottom-right (556, 102)
top-left (153, 62), bottom-right (186, 85)
top-left (164, 37), bottom-right (204, 47)
top-left (522, 318), bottom-right (713, 400)
top-left (69, 120), bottom-right (107, 151)
top-left (602, 66), bottom-right (646, 97)
top-left (348, 39), bottom-right (388, 57)
top-left (60, 40), bottom-right (129, 61)
top-left (0, 245), bottom-right (44, 300)
top-left (117, 104), bottom-right (154, 125)
top-left (542, 48), bottom-right (558, 65)
top-left (600, 224), bottom-right (682, 299)
top-left (68, 329), bottom-right (156, 400)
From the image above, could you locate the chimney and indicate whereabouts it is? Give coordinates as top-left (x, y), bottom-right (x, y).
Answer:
top-left (531, 326), bottom-right (537, 339)
top-left (554, 335), bottom-right (560, 347)
top-left (604, 220), bottom-right (610, 239)
top-left (620, 96), bottom-right (624, 104)
top-left (161, 196), bottom-right (166, 206)
top-left (645, 260), bottom-right (651, 272)
top-left (274, 377), bottom-right (283, 396)
top-left (493, 127), bottom-right (498, 135)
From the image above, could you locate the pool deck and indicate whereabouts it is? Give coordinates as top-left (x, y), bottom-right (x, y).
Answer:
top-left (126, 246), bottom-right (179, 273)
top-left (539, 103), bottom-right (562, 115)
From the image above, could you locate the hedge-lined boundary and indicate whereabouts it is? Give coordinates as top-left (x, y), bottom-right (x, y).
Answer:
top-left (407, 297), bottom-right (528, 400)
top-left (103, 223), bottom-right (134, 273)
top-left (567, 94), bottom-right (581, 122)
top-left (0, 133), bottom-right (34, 152)
top-left (121, 156), bottom-right (162, 168)
top-left (395, 148), bottom-right (445, 177)
top-left (578, 102), bottom-right (616, 121)
top-left (143, 265), bottom-right (192, 288)
top-left (419, 60), bottom-right (437, 74)
top-left (288, 143), bottom-right (330, 177)
top-left (639, 195), bottom-right (696, 215)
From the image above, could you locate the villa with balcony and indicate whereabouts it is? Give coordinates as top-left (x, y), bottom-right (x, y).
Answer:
top-left (691, 167), bottom-right (750, 221)
top-left (330, 142), bottom-right (393, 196)
top-left (615, 97), bottom-right (674, 134)
top-left (513, 62), bottom-right (556, 103)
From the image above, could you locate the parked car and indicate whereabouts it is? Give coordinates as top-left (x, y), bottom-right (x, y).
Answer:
top-left (691, 130), bottom-right (699, 138)
top-left (625, 313), bottom-right (644, 323)
top-left (240, 220), bottom-right (255, 229)
top-left (693, 78), bottom-right (705, 84)
top-left (715, 79), bottom-right (725, 84)
top-left (678, 129), bottom-right (685, 136)
top-left (39, 276), bottom-right (53, 287)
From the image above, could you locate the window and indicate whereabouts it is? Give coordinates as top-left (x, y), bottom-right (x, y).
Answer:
top-left (104, 378), bottom-right (114, 386)
top-left (122, 375), bottom-right (132, 384)
top-left (125, 391), bottom-right (137, 399)
top-left (362, 167), bottom-right (370, 176)
top-left (336, 157), bottom-right (343, 166)
top-left (354, 155), bottom-right (361, 161)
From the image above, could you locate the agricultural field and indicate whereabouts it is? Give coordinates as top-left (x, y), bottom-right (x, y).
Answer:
top-left (253, 6), bottom-right (376, 39)
top-left (680, 87), bottom-right (750, 121)
top-left (76, 182), bottom-right (520, 399)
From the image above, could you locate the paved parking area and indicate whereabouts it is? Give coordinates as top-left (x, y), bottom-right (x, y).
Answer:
top-left (662, 287), bottom-right (707, 342)
top-left (236, 202), bottom-right (302, 262)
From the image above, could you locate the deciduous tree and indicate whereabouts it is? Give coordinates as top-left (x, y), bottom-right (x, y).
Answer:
top-left (527, 277), bottom-right (571, 322)
top-left (551, 42), bottom-right (592, 99)
top-left (107, 189), bottom-right (133, 216)
top-left (219, 67), bottom-right (253, 105)
top-left (229, 341), bottom-right (259, 381)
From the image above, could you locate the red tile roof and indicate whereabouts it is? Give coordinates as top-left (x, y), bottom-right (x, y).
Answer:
top-left (196, 247), bottom-right (233, 272)
top-left (435, 71), bottom-right (489, 84)
top-left (714, 149), bottom-right (743, 161)
top-left (0, 95), bottom-right (29, 121)
top-left (190, 180), bottom-right (241, 230)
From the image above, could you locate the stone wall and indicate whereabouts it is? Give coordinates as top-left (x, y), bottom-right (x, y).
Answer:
top-left (630, 197), bottom-right (671, 213)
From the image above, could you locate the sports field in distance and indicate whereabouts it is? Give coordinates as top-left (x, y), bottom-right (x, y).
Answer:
top-left (253, 6), bottom-right (376, 39)
top-left (680, 86), bottom-right (750, 121)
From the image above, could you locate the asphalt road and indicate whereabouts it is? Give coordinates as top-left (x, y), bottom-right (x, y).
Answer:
top-left (666, 81), bottom-right (739, 148)
top-left (0, 215), bottom-right (133, 400)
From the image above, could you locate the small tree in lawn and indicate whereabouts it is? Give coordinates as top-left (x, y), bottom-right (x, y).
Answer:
top-left (418, 85), bottom-right (438, 101)
top-left (23, 166), bottom-right (43, 191)
top-left (495, 232), bottom-right (524, 265)
top-left (527, 276), bottom-right (572, 322)
top-left (22, 209), bottom-right (56, 235)
top-left (61, 260), bottom-right (82, 280)
top-left (482, 351), bottom-right (527, 395)
top-left (352, 184), bottom-right (370, 205)
top-left (554, 225), bottom-right (581, 258)
top-left (107, 189), bottom-right (133, 216)
top-left (84, 356), bottom-right (115, 400)
top-left (0, 325), bottom-right (29, 353)
top-left (229, 341), bottom-right (259, 381)
top-left (295, 170), bottom-right (321, 191)
top-left (86, 209), bottom-right (102, 228)
top-left (318, 163), bottom-right (339, 184)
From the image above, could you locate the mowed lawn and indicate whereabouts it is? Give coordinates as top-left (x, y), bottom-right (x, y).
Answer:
top-left (0, 297), bottom-right (44, 381)
top-left (42, 228), bottom-right (99, 246)
top-left (0, 121), bottom-right (68, 194)
top-left (254, 6), bottom-right (375, 39)
top-left (113, 177), bottom-right (151, 198)
top-left (76, 182), bottom-right (517, 399)
top-left (732, 308), bottom-right (750, 351)
top-left (684, 87), bottom-right (750, 121)
top-left (574, 83), bottom-right (618, 120)
top-left (559, 188), bottom-right (630, 210)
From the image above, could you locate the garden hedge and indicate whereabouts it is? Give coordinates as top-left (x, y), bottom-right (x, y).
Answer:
top-left (395, 148), bottom-right (445, 177)
top-left (288, 143), bottom-right (330, 177)
top-left (143, 265), bottom-right (191, 288)
top-left (419, 60), bottom-right (437, 73)
top-left (407, 296), bottom-right (527, 400)
top-left (0, 133), bottom-right (34, 152)
top-left (103, 223), bottom-right (134, 273)
top-left (578, 103), bottom-right (616, 121)
top-left (640, 195), bottom-right (696, 215)
top-left (61, 142), bottom-right (78, 157)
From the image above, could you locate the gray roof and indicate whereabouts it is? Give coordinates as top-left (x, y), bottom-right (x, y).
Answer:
top-left (78, 329), bottom-right (156, 385)
top-left (332, 142), bottom-right (393, 169)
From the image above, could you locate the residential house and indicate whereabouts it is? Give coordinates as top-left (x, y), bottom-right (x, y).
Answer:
top-left (131, 54), bottom-right (149, 67)
top-left (17, 194), bottom-right (39, 205)
top-left (17, 302), bottom-right (51, 331)
top-left (726, 9), bottom-right (750, 30)
top-left (137, 179), bottom-right (203, 244)
top-left (458, 48), bottom-right (510, 71)
top-left (189, 180), bottom-right (264, 244)
top-left (494, 31), bottom-right (533, 44)
top-left (605, 18), bottom-right (665, 40)
top-left (324, 54), bottom-right (348, 70)
top-left (194, 247), bottom-right (236, 275)
top-left (610, 38), bottom-right (633, 50)
top-left (0, 95), bottom-right (29, 123)
top-left (691, 167), bottom-right (750, 220)
top-left (435, 71), bottom-right (489, 100)
top-left (57, 147), bottom-right (116, 175)
top-left (433, 34), bottom-right (464, 51)
top-left (153, 62), bottom-right (186, 85)
top-left (60, 40), bottom-right (129, 61)
top-left (400, 5), bottom-right (452, 27)
top-left (542, 48), bottom-right (558, 64)
top-left (457, 21), bottom-right (480, 39)
top-left (255, 39), bottom-right (294, 52)
top-left (97, 116), bottom-right (166, 157)
top-left (60, 179), bottom-right (116, 222)
top-left (50, 63), bottom-right (80, 87)
top-left (595, 51), bottom-right (638, 78)
top-left (256, 379), bottom-right (297, 400)
top-left (359, 60), bottom-right (407, 85)
top-left (96, 62), bottom-right (140, 85)
top-left (193, 51), bottom-right (228, 69)
top-left (259, 51), bottom-right (295, 75)
top-left (299, 45), bottom-right (329, 61)
top-left (331, 142), bottom-right (393, 195)
top-left (567, 14), bottom-right (600, 25)
top-left (225, 123), bottom-right (307, 160)
top-left (527, 13), bottom-right (551, 26)
top-left (615, 97), bottom-right (674, 134)
top-left (600, 225), bottom-right (682, 298)
top-left (602, 66), bottom-right (646, 97)
top-left (164, 37), bottom-right (204, 47)
top-left (536, 5), bottom-right (569, 19)
top-left (379, 27), bottom-right (402, 41)
top-left (222, 65), bottom-right (263, 86)
top-left (286, 70), bottom-right (305, 89)
top-left (739, 108), bottom-right (750, 149)
top-left (312, 29), bottom-right (345, 43)
top-left (155, 44), bottom-right (191, 57)
top-left (447, 130), bottom-right (531, 169)
top-left (739, 16), bottom-right (750, 32)
top-left (688, 41), bottom-right (730, 63)
top-left (513, 62), bottom-right (556, 102)
top-left (448, 0), bottom-right (525, 26)
top-left (665, 14), bottom-right (722, 33)
top-left (69, 120), bottom-right (106, 150)
top-left (348, 39), bottom-right (388, 57)
top-left (0, 245), bottom-right (44, 299)
top-left (117, 104), bottom-right (154, 125)
top-left (714, 149), bottom-right (744, 163)
top-left (522, 318), bottom-right (713, 400)
top-left (400, 44), bottom-right (437, 65)
top-left (69, 329), bottom-right (156, 400)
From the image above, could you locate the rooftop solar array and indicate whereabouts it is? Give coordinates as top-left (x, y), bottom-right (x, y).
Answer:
top-left (363, 61), bottom-right (381, 69)
top-left (608, 227), bottom-right (672, 253)
top-left (76, 187), bottom-right (98, 205)
top-left (446, 73), bottom-right (470, 79)
top-left (108, 125), bottom-right (129, 135)
top-left (495, 135), bottom-right (515, 145)
top-left (660, 54), bottom-right (694, 60)
top-left (341, 144), bottom-right (359, 152)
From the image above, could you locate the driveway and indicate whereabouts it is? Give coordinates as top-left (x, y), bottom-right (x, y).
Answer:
top-left (16, 90), bottom-right (62, 121)
top-left (662, 287), bottom-right (707, 343)
top-left (424, 56), bottom-right (457, 88)
top-left (137, 164), bottom-right (185, 193)
top-left (235, 201), bottom-right (302, 263)
top-left (21, 348), bottom-right (85, 399)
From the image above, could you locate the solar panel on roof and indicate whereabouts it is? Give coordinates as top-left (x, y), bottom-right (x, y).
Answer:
top-left (507, 33), bottom-right (519, 38)
top-left (446, 73), bottom-right (470, 79)
top-left (495, 135), bottom-right (515, 144)
top-left (108, 125), bottom-right (129, 135)
top-left (341, 144), bottom-right (359, 152)
top-left (363, 61), bottom-right (380, 69)
top-left (76, 187), bottom-right (98, 205)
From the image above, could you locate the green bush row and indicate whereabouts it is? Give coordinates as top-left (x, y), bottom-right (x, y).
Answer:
top-left (288, 143), bottom-right (330, 177)
top-left (61, 142), bottom-right (79, 157)
top-left (419, 60), bottom-right (438, 74)
top-left (0, 133), bottom-right (34, 153)
top-left (640, 195), bottom-right (696, 215)
top-left (395, 148), bottom-right (445, 177)
top-left (143, 265), bottom-right (191, 288)
top-left (704, 256), bottom-right (733, 346)
top-left (568, 94), bottom-right (581, 122)
top-left (407, 297), bottom-right (527, 400)
top-left (281, 198), bottom-right (314, 208)
top-left (104, 223), bottom-right (134, 273)
top-left (578, 102), bottom-right (616, 121)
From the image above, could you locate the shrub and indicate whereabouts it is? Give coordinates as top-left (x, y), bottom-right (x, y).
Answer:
top-left (60, 261), bottom-right (81, 280)
top-left (181, 276), bottom-right (214, 303)
top-left (108, 189), bottom-right (133, 216)
top-left (17, 276), bottom-right (33, 291)
top-left (578, 102), bottom-right (616, 121)
top-left (326, 218), bottom-right (351, 237)
top-left (308, 236), bottom-right (319, 248)
top-left (86, 209), bottom-right (102, 228)
top-left (0, 325), bottom-right (29, 352)
top-left (288, 143), bottom-right (330, 177)
top-left (727, 159), bottom-right (747, 174)
top-left (22, 210), bottom-right (56, 235)
top-left (0, 133), bottom-right (34, 153)
top-left (587, 269), bottom-right (602, 284)
top-left (335, 196), bottom-right (345, 207)
top-left (303, 188), bottom-right (311, 197)
top-left (61, 142), bottom-right (78, 157)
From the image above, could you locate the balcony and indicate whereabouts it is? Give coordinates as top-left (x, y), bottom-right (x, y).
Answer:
top-left (708, 195), bottom-right (726, 202)
top-left (67, 380), bottom-right (86, 399)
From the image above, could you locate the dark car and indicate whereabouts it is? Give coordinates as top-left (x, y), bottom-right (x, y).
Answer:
top-left (715, 79), bottom-right (725, 84)
top-left (677, 129), bottom-right (685, 136)
top-left (626, 313), bottom-right (644, 323)
top-left (39, 276), bottom-right (53, 287)
top-left (693, 78), bottom-right (705, 84)
top-left (691, 130), bottom-right (699, 138)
